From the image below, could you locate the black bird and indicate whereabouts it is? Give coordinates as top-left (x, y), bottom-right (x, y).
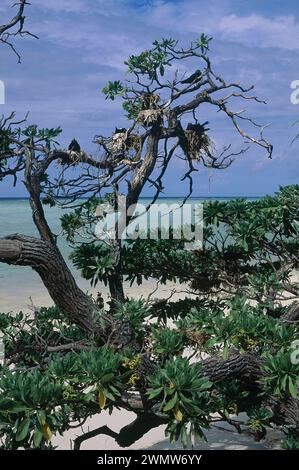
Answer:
top-left (115, 127), bottom-right (127, 134)
top-left (187, 121), bottom-right (210, 132)
top-left (68, 138), bottom-right (81, 152)
top-left (181, 69), bottom-right (202, 84)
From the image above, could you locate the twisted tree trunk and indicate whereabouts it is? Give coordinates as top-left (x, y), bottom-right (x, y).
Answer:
top-left (0, 234), bottom-right (96, 333)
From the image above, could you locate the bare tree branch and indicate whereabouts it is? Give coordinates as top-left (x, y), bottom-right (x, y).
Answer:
top-left (0, 0), bottom-right (37, 62)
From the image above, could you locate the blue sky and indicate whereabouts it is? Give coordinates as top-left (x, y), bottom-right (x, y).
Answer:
top-left (0, 0), bottom-right (299, 197)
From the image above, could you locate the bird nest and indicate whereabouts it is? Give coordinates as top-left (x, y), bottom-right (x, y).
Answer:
top-left (109, 132), bottom-right (141, 154)
top-left (184, 126), bottom-right (212, 161)
top-left (137, 109), bottom-right (163, 126)
top-left (126, 134), bottom-right (141, 152)
top-left (140, 92), bottom-right (160, 110)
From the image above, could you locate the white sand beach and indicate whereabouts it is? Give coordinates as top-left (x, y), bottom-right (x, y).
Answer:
top-left (53, 409), bottom-right (280, 450)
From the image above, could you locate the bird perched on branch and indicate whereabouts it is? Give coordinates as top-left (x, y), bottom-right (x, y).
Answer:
top-left (114, 127), bottom-right (127, 134)
top-left (187, 121), bottom-right (210, 133)
top-left (181, 69), bottom-right (202, 84)
top-left (68, 139), bottom-right (81, 152)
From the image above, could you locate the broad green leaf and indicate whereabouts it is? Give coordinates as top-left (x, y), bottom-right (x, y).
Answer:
top-left (33, 428), bottom-right (43, 448)
top-left (223, 343), bottom-right (229, 360)
top-left (16, 417), bottom-right (31, 442)
top-left (288, 377), bottom-right (297, 398)
top-left (163, 392), bottom-right (178, 412)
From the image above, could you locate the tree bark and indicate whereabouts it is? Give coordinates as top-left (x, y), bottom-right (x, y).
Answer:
top-left (201, 351), bottom-right (299, 429)
top-left (0, 234), bottom-right (96, 333)
top-left (108, 239), bottom-right (125, 308)
top-left (201, 351), bottom-right (262, 384)
top-left (282, 302), bottom-right (299, 323)
top-left (105, 126), bottom-right (160, 307)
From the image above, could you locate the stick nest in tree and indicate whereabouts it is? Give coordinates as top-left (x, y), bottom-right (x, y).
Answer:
top-left (109, 132), bottom-right (141, 154)
top-left (185, 124), bottom-right (213, 160)
top-left (137, 92), bottom-right (163, 126)
top-left (137, 109), bottom-right (163, 126)
top-left (140, 92), bottom-right (160, 110)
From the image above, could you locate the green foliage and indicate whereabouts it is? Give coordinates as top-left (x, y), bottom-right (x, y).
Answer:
top-left (66, 186), bottom-right (298, 297)
top-left (78, 347), bottom-right (122, 384)
top-left (122, 98), bottom-right (142, 120)
top-left (248, 408), bottom-right (272, 435)
top-left (152, 37), bottom-right (178, 51)
top-left (70, 243), bottom-right (115, 286)
top-left (125, 49), bottom-right (170, 79)
top-left (102, 80), bottom-right (127, 100)
top-left (0, 127), bottom-right (19, 154)
top-left (174, 296), bottom-right (297, 357)
top-left (100, 35), bottom-right (213, 121)
top-left (47, 346), bottom-right (125, 406)
top-left (0, 368), bottom-right (65, 449)
top-left (121, 236), bottom-right (200, 285)
top-left (0, 306), bottom-right (88, 369)
top-left (147, 357), bottom-right (214, 446)
top-left (151, 328), bottom-right (185, 356)
top-left (118, 185), bottom-right (299, 290)
top-left (0, 369), bottom-right (64, 411)
top-left (195, 33), bottom-right (213, 54)
top-left (21, 125), bottom-right (62, 149)
top-left (262, 351), bottom-right (299, 398)
top-left (1, 186), bottom-right (298, 449)
top-left (42, 194), bottom-right (56, 207)
top-left (61, 209), bottom-right (84, 243)
top-left (114, 299), bottom-right (150, 336)
top-left (282, 427), bottom-right (299, 449)
top-left (0, 312), bottom-right (23, 331)
top-left (0, 339), bottom-right (126, 448)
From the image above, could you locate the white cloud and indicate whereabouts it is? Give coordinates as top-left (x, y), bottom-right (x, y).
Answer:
top-left (148, 1), bottom-right (299, 51)
top-left (148, 0), bottom-right (227, 35)
top-left (219, 14), bottom-right (299, 50)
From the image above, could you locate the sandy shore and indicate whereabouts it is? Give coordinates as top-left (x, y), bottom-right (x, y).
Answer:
top-left (53, 409), bottom-right (279, 450)
top-left (0, 274), bottom-right (187, 313)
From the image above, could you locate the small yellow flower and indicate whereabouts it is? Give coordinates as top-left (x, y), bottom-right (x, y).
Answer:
top-left (123, 354), bottom-right (141, 370)
top-left (127, 373), bottom-right (140, 386)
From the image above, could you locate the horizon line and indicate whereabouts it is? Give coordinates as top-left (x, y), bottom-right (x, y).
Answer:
top-left (0, 195), bottom-right (263, 200)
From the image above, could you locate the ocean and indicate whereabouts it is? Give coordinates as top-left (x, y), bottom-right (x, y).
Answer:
top-left (0, 197), bottom-right (259, 312)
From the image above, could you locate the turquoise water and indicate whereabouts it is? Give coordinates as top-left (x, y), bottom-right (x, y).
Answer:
top-left (0, 199), bottom-right (81, 311)
top-left (0, 197), bottom-right (259, 311)
top-left (0, 200), bottom-right (73, 283)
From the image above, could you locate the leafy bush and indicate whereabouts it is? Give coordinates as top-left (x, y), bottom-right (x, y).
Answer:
top-left (147, 357), bottom-right (214, 446)
top-left (262, 351), bottom-right (299, 398)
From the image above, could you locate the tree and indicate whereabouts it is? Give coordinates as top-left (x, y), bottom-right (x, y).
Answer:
top-left (0, 0), bottom-right (37, 62)
top-left (0, 35), bottom-right (273, 328)
top-left (0, 35), bottom-right (298, 450)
